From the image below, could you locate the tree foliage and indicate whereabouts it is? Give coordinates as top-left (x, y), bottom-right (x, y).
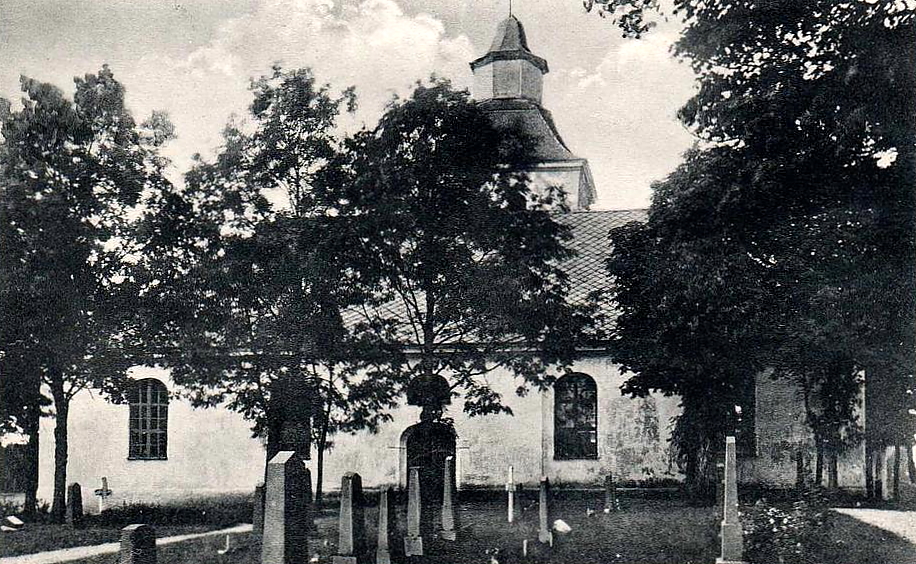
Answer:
top-left (594, 1), bottom-right (916, 490)
top-left (136, 66), bottom-right (404, 498)
top-left (314, 79), bottom-right (593, 418)
top-left (0, 66), bottom-right (175, 519)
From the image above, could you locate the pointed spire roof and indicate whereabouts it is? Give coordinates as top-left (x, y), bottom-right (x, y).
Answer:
top-left (470, 15), bottom-right (549, 74)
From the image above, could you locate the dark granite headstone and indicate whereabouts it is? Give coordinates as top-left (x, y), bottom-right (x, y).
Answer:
top-left (538, 476), bottom-right (552, 545)
top-left (253, 483), bottom-right (265, 536)
top-left (119, 524), bottom-right (156, 564)
top-left (261, 451), bottom-right (310, 564)
top-left (440, 456), bottom-right (456, 541)
top-left (66, 482), bottom-right (84, 528)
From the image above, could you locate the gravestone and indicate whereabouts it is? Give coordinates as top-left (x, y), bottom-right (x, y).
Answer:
top-left (303, 467), bottom-right (315, 532)
top-left (119, 524), bottom-right (156, 564)
top-left (506, 465), bottom-right (515, 523)
top-left (717, 436), bottom-right (746, 564)
top-left (333, 473), bottom-right (367, 564)
top-left (604, 473), bottom-right (619, 512)
top-left (538, 476), bottom-right (552, 545)
top-left (253, 483), bottom-right (265, 536)
top-left (440, 456), bottom-right (456, 541)
top-left (67, 482), bottom-right (84, 528)
top-left (376, 486), bottom-right (396, 564)
top-left (404, 467), bottom-right (423, 556)
top-left (261, 451), bottom-right (310, 564)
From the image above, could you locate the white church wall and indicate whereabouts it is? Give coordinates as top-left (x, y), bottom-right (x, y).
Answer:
top-left (315, 356), bottom-right (682, 493)
top-left (37, 365), bottom-right (265, 512)
top-left (526, 165), bottom-right (584, 210)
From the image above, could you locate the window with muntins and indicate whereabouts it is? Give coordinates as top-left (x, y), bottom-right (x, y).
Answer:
top-left (128, 379), bottom-right (168, 460)
top-left (554, 373), bottom-right (598, 460)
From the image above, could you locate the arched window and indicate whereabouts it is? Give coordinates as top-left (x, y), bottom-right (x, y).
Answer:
top-left (128, 379), bottom-right (168, 460)
top-left (554, 373), bottom-right (598, 460)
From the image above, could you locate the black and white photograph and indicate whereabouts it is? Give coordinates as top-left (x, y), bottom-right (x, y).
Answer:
top-left (0, 1), bottom-right (914, 563)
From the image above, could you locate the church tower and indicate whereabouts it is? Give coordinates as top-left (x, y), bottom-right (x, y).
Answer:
top-left (470, 15), bottom-right (596, 210)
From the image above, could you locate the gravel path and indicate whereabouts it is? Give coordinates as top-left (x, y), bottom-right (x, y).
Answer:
top-left (832, 508), bottom-right (916, 545)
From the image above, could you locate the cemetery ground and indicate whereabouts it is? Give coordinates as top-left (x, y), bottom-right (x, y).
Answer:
top-left (7, 490), bottom-right (916, 564)
top-left (0, 494), bottom-right (250, 558)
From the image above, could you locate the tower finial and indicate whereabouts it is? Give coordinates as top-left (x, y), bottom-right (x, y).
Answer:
top-left (509, 0), bottom-right (512, 17)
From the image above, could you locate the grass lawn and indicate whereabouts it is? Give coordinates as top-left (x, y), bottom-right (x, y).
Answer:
top-left (0, 523), bottom-right (217, 558)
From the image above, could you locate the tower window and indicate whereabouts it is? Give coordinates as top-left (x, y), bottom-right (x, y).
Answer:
top-left (128, 379), bottom-right (168, 460)
top-left (554, 373), bottom-right (598, 460)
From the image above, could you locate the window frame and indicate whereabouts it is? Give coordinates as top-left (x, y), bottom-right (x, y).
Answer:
top-left (553, 372), bottom-right (599, 461)
top-left (128, 378), bottom-right (169, 461)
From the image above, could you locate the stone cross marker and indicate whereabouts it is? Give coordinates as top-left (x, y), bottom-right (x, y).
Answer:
top-left (506, 465), bottom-right (515, 523)
top-left (119, 524), bottom-right (156, 564)
top-left (538, 476), bottom-right (553, 545)
top-left (440, 456), bottom-right (457, 541)
top-left (375, 486), bottom-right (397, 564)
top-left (717, 436), bottom-right (746, 564)
top-left (67, 482), bottom-right (84, 528)
top-left (404, 467), bottom-right (423, 556)
top-left (333, 472), bottom-right (367, 564)
top-left (95, 476), bottom-right (113, 513)
top-left (261, 451), bottom-right (310, 564)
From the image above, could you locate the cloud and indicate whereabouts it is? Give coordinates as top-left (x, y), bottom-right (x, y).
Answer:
top-left (545, 24), bottom-right (696, 209)
top-left (117, 0), bottom-right (475, 179)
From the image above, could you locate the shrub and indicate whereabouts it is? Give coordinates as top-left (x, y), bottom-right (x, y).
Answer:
top-left (742, 486), bottom-right (832, 564)
top-left (92, 493), bottom-right (252, 528)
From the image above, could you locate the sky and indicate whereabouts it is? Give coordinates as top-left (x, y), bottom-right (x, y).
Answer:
top-left (0, 0), bottom-right (698, 210)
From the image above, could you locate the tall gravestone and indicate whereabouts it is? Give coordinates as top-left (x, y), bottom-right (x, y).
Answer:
top-left (261, 451), bottom-right (310, 564)
top-left (717, 437), bottom-right (746, 564)
top-left (404, 467), bottom-right (423, 556)
top-left (66, 482), bottom-right (84, 528)
top-left (119, 524), bottom-right (156, 564)
top-left (538, 476), bottom-right (552, 545)
top-left (506, 465), bottom-right (516, 523)
top-left (376, 487), bottom-right (397, 564)
top-left (440, 456), bottom-right (456, 541)
top-left (333, 473), bottom-right (367, 564)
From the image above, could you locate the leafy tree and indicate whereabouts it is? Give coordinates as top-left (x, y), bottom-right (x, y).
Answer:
top-left (136, 67), bottom-right (404, 500)
top-left (592, 1), bottom-right (916, 492)
top-left (312, 79), bottom-right (593, 421)
top-left (0, 67), bottom-right (175, 520)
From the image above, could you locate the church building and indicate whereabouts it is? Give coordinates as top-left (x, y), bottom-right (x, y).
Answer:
top-left (31, 15), bottom-right (875, 509)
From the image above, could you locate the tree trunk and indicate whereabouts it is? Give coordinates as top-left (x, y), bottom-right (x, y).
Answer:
top-left (892, 445), bottom-right (901, 500)
top-left (315, 413), bottom-right (329, 505)
top-left (865, 443), bottom-right (874, 499)
top-left (22, 405), bottom-right (40, 517)
top-left (815, 445), bottom-right (824, 487)
top-left (50, 380), bottom-right (69, 523)
top-left (827, 451), bottom-right (838, 490)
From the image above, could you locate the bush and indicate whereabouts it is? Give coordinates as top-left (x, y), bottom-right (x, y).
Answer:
top-left (742, 486), bottom-right (832, 564)
top-left (92, 493), bottom-right (252, 528)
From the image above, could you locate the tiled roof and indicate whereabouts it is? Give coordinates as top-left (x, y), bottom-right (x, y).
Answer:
top-left (341, 209), bottom-right (648, 345)
top-left (557, 209), bottom-right (648, 335)
top-left (480, 99), bottom-right (576, 162)
top-left (470, 16), bottom-right (549, 73)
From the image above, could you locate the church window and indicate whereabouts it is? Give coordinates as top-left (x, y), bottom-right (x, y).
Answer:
top-left (128, 379), bottom-right (168, 460)
top-left (554, 373), bottom-right (598, 460)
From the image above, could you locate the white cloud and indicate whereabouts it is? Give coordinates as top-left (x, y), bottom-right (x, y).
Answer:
top-left (545, 24), bottom-right (696, 209)
top-left (117, 0), bottom-right (476, 181)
